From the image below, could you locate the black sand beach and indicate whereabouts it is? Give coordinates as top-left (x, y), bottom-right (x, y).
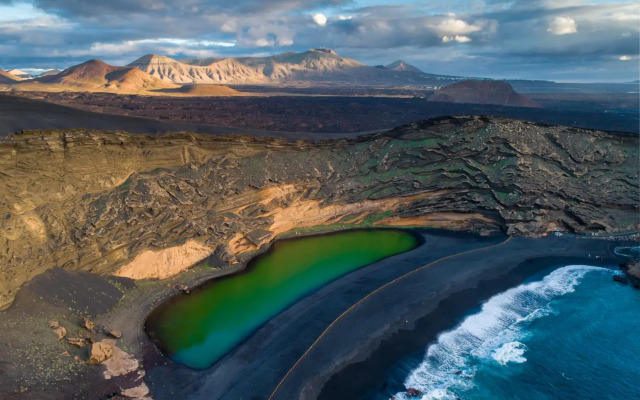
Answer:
top-left (142, 230), bottom-right (633, 400)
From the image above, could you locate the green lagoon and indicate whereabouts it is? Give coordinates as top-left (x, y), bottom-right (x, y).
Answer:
top-left (145, 229), bottom-right (420, 369)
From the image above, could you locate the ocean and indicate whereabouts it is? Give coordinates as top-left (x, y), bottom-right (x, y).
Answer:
top-left (374, 264), bottom-right (640, 400)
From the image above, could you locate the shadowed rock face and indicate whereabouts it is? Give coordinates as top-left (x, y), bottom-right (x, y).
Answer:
top-left (0, 116), bottom-right (638, 307)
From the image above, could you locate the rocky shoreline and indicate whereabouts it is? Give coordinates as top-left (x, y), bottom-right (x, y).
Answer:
top-left (614, 260), bottom-right (640, 288)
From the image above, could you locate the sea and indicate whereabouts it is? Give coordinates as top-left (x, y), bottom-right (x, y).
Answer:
top-left (374, 262), bottom-right (640, 400)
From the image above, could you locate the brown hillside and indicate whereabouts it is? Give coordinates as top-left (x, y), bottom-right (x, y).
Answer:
top-left (0, 70), bottom-right (22, 84)
top-left (12, 59), bottom-right (177, 94)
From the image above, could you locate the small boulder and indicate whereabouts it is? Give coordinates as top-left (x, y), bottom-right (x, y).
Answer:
top-left (48, 320), bottom-right (59, 329)
top-left (175, 284), bottom-right (190, 294)
top-left (406, 388), bottom-right (422, 398)
top-left (53, 326), bottom-right (67, 340)
top-left (67, 338), bottom-right (87, 348)
top-left (82, 317), bottom-right (95, 332)
top-left (61, 351), bottom-right (70, 357)
top-left (619, 260), bottom-right (640, 289)
top-left (107, 330), bottom-right (122, 339)
top-left (88, 340), bottom-right (115, 364)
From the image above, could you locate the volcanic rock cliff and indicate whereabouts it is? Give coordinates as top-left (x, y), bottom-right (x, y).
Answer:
top-left (0, 116), bottom-right (638, 308)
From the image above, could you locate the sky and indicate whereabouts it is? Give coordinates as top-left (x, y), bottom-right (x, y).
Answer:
top-left (0, 0), bottom-right (638, 81)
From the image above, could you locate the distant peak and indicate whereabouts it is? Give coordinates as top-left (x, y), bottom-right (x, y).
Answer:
top-left (82, 59), bottom-right (108, 66)
top-left (128, 54), bottom-right (176, 66)
top-left (386, 60), bottom-right (422, 73)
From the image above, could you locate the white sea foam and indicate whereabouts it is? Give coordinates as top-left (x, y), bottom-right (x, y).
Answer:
top-left (492, 341), bottom-right (527, 365)
top-left (614, 245), bottom-right (640, 258)
top-left (421, 388), bottom-right (458, 400)
top-left (394, 265), bottom-right (608, 399)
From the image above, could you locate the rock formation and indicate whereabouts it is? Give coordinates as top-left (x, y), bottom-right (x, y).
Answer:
top-left (107, 330), bottom-right (122, 339)
top-left (67, 338), bottom-right (87, 348)
top-left (429, 80), bottom-right (542, 108)
top-left (0, 116), bottom-right (637, 307)
top-left (53, 327), bottom-right (67, 340)
top-left (88, 340), bottom-right (114, 364)
top-left (616, 260), bottom-right (640, 288)
top-left (82, 317), bottom-right (95, 332)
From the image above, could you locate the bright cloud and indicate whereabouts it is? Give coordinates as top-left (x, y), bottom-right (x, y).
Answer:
top-left (442, 35), bottom-right (472, 43)
top-left (548, 17), bottom-right (578, 35)
top-left (312, 13), bottom-right (327, 26)
top-left (435, 18), bottom-right (482, 36)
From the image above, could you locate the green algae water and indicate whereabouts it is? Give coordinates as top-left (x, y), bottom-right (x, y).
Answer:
top-left (146, 229), bottom-right (419, 369)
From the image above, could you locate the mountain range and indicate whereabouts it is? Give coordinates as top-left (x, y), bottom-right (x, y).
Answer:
top-left (2, 49), bottom-right (461, 94)
top-left (127, 48), bottom-right (450, 86)
top-left (0, 49), bottom-right (545, 107)
top-left (5, 60), bottom-right (177, 94)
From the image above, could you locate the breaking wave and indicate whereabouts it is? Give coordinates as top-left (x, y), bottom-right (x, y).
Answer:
top-left (395, 265), bottom-right (608, 400)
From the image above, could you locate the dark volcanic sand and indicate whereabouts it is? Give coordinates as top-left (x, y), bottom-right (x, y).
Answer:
top-left (142, 230), bottom-right (632, 400)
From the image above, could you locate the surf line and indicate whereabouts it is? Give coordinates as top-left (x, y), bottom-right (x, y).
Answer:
top-left (268, 235), bottom-right (514, 400)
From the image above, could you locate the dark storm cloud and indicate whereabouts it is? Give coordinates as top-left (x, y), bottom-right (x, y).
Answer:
top-left (0, 0), bottom-right (637, 81)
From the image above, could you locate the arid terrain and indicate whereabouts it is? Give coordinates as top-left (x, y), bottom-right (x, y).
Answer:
top-left (0, 115), bottom-right (637, 399)
top-left (5, 89), bottom-right (638, 134)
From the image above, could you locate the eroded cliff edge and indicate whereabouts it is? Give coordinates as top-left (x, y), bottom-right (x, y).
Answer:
top-left (1, 116), bottom-right (638, 307)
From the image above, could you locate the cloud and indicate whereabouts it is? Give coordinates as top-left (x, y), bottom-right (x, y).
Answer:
top-left (547, 16), bottom-right (577, 35)
top-left (435, 18), bottom-right (483, 36)
top-left (312, 13), bottom-right (327, 26)
top-left (442, 35), bottom-right (472, 43)
top-left (88, 38), bottom-right (235, 56)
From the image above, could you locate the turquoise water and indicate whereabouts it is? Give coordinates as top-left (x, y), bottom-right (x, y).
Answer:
top-left (146, 229), bottom-right (419, 369)
top-left (383, 265), bottom-right (640, 400)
